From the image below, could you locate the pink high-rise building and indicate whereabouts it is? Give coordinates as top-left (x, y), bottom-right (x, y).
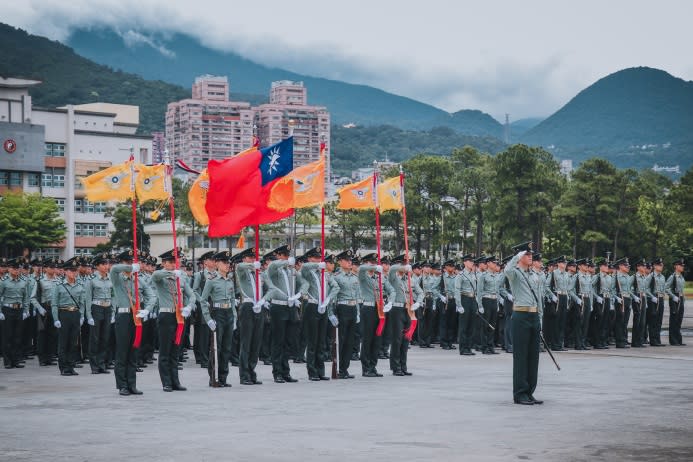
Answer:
top-left (165, 75), bottom-right (254, 171)
top-left (255, 80), bottom-right (330, 179)
top-left (151, 131), bottom-right (165, 164)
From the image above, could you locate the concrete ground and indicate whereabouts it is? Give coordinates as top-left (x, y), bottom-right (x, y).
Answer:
top-left (1, 316), bottom-right (692, 462)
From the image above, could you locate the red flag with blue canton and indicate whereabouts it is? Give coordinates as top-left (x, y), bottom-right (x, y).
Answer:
top-left (206, 137), bottom-right (294, 237)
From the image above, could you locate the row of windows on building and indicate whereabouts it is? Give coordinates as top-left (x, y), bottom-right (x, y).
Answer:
top-left (33, 247), bottom-right (95, 258)
top-left (52, 199), bottom-right (107, 214)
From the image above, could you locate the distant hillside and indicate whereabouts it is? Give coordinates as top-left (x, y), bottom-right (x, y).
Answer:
top-left (66, 27), bottom-right (503, 134)
top-left (331, 125), bottom-right (506, 174)
top-left (510, 117), bottom-right (544, 139)
top-left (522, 67), bottom-right (693, 169)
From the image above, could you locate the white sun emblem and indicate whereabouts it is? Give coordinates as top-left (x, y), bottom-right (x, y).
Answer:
top-left (267, 147), bottom-right (281, 175)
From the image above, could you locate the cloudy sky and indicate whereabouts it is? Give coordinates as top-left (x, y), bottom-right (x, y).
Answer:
top-left (6, 0), bottom-right (692, 120)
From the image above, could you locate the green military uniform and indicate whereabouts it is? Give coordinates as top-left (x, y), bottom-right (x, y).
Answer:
top-left (439, 265), bottom-right (459, 350)
top-left (110, 260), bottom-right (156, 395)
top-left (648, 260), bottom-right (666, 346)
top-left (419, 268), bottom-right (441, 348)
top-left (332, 253), bottom-right (361, 378)
top-left (456, 257), bottom-right (478, 355)
top-left (504, 246), bottom-right (542, 405)
top-left (476, 262), bottom-right (503, 354)
top-left (547, 258), bottom-right (573, 350)
top-left (0, 261), bottom-right (31, 368)
top-left (32, 265), bottom-right (60, 365)
top-left (665, 260), bottom-right (686, 346)
top-left (356, 259), bottom-right (391, 377)
top-left (591, 264), bottom-right (615, 349)
top-left (192, 264), bottom-right (216, 367)
top-left (632, 265), bottom-right (653, 347)
top-left (152, 261), bottom-right (196, 392)
top-left (613, 259), bottom-right (634, 348)
top-left (85, 257), bottom-right (113, 374)
top-left (570, 264), bottom-right (594, 350)
top-left (51, 260), bottom-right (87, 375)
top-left (387, 262), bottom-right (423, 375)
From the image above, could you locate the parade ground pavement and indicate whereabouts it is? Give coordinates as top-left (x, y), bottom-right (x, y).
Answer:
top-left (1, 326), bottom-right (692, 461)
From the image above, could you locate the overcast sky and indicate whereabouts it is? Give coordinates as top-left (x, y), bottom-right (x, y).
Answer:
top-left (6, 0), bottom-right (693, 120)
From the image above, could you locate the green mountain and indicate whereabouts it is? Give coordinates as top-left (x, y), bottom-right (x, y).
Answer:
top-left (522, 67), bottom-right (693, 170)
top-left (65, 27), bottom-right (503, 136)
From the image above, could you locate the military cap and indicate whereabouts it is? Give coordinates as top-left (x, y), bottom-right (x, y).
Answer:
top-left (673, 258), bottom-right (685, 267)
top-left (380, 256), bottom-right (391, 265)
top-left (213, 250), bottom-right (232, 261)
top-left (115, 249), bottom-right (136, 262)
top-left (608, 263), bottom-right (617, 270)
top-left (595, 258), bottom-right (608, 267)
top-left (391, 254), bottom-right (407, 264)
top-left (236, 247), bottom-right (256, 261)
top-left (324, 254), bottom-right (334, 264)
top-left (412, 262), bottom-right (421, 270)
top-left (421, 260), bottom-right (432, 267)
top-left (615, 257), bottom-right (630, 267)
top-left (184, 261), bottom-right (194, 271)
top-left (45, 258), bottom-right (60, 268)
top-left (262, 250), bottom-right (277, 262)
top-left (159, 248), bottom-right (182, 262)
top-left (62, 257), bottom-right (80, 270)
top-left (351, 256), bottom-right (361, 265)
top-left (461, 254), bottom-right (474, 262)
top-left (147, 256), bottom-right (158, 266)
top-left (92, 252), bottom-right (111, 265)
top-left (30, 256), bottom-right (44, 266)
top-left (443, 259), bottom-right (456, 267)
top-left (473, 255), bottom-right (486, 264)
top-left (532, 253), bottom-right (543, 262)
top-left (511, 241), bottom-right (533, 254)
top-left (431, 262), bottom-right (441, 270)
top-left (555, 255), bottom-right (567, 264)
top-left (335, 249), bottom-right (353, 261)
top-left (500, 255), bottom-right (512, 265)
top-left (304, 247), bottom-right (322, 259)
top-left (575, 258), bottom-right (587, 266)
top-left (297, 255), bottom-right (308, 264)
top-left (361, 252), bottom-right (378, 263)
top-left (651, 257), bottom-right (663, 266)
top-left (587, 259), bottom-right (595, 268)
top-left (78, 256), bottom-right (92, 266)
top-left (566, 259), bottom-right (577, 267)
top-left (6, 258), bottom-right (23, 269)
top-left (198, 251), bottom-right (215, 262)
top-left (272, 244), bottom-right (291, 256)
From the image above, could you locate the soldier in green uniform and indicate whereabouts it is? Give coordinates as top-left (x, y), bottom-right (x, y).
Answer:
top-left (457, 254), bottom-right (478, 355)
top-left (438, 259), bottom-right (459, 350)
top-left (570, 259), bottom-right (592, 350)
top-left (32, 258), bottom-right (60, 365)
top-left (632, 259), bottom-right (653, 347)
top-left (84, 253), bottom-right (113, 374)
top-left (331, 250), bottom-right (360, 379)
top-left (51, 257), bottom-right (86, 375)
top-left (192, 251), bottom-right (216, 368)
top-left (387, 255), bottom-right (423, 376)
top-left (666, 258), bottom-right (686, 346)
top-left (356, 252), bottom-right (391, 377)
top-left (477, 256), bottom-right (503, 354)
top-left (152, 249), bottom-right (196, 392)
top-left (418, 261), bottom-right (439, 349)
top-left (300, 247), bottom-right (339, 381)
top-left (1, 258), bottom-right (31, 369)
top-left (266, 245), bottom-right (302, 383)
top-left (648, 258), bottom-right (667, 346)
top-left (591, 260), bottom-right (614, 349)
top-left (234, 247), bottom-right (268, 385)
top-left (505, 242), bottom-right (543, 405)
top-left (199, 250), bottom-right (237, 387)
top-left (613, 258), bottom-right (633, 348)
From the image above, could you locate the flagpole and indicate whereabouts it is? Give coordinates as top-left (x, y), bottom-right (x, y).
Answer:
top-left (255, 225), bottom-right (260, 302)
top-left (374, 162), bottom-right (386, 336)
top-left (399, 165), bottom-right (417, 341)
top-left (164, 151), bottom-right (186, 345)
top-left (129, 150), bottom-right (143, 348)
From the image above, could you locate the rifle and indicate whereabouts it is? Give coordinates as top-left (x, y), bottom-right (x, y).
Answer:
top-left (209, 329), bottom-right (219, 387)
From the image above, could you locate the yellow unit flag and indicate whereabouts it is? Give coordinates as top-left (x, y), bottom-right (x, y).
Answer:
top-left (336, 176), bottom-right (375, 210)
top-left (188, 169), bottom-right (210, 226)
top-left (80, 161), bottom-right (133, 202)
top-left (377, 176), bottom-right (403, 211)
top-left (267, 157), bottom-right (325, 212)
top-left (135, 164), bottom-right (169, 203)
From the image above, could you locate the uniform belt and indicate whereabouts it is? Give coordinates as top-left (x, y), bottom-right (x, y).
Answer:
top-left (241, 298), bottom-right (254, 304)
top-left (392, 302), bottom-right (405, 308)
top-left (117, 308), bottom-right (131, 313)
top-left (580, 293), bottom-right (591, 297)
top-left (59, 306), bottom-right (78, 312)
top-left (272, 300), bottom-right (289, 306)
top-left (212, 302), bottom-right (233, 309)
top-left (461, 291), bottom-right (474, 297)
top-left (513, 306), bottom-right (537, 313)
top-left (656, 292), bottom-right (664, 297)
top-left (337, 300), bottom-right (358, 306)
top-left (2, 303), bottom-right (22, 309)
top-left (159, 307), bottom-right (175, 313)
top-left (362, 301), bottom-right (376, 307)
top-left (482, 295), bottom-right (498, 299)
top-left (600, 294), bottom-right (611, 298)
top-left (556, 291), bottom-right (568, 295)
top-left (447, 295), bottom-right (455, 300)
top-left (623, 295), bottom-right (631, 299)
top-left (92, 299), bottom-right (112, 307)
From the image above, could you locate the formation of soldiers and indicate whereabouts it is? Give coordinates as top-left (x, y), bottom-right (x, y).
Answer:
top-left (0, 246), bottom-right (687, 399)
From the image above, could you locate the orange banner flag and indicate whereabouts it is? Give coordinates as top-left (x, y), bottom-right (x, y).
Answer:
top-left (336, 176), bottom-right (375, 210)
top-left (188, 169), bottom-right (210, 225)
top-left (377, 176), bottom-right (403, 211)
top-left (267, 156), bottom-right (325, 212)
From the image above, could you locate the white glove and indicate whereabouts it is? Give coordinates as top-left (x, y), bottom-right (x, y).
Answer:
top-left (173, 269), bottom-right (184, 278)
top-left (207, 319), bottom-right (217, 331)
top-left (181, 305), bottom-right (192, 318)
top-left (439, 294), bottom-right (447, 303)
top-left (252, 301), bottom-right (263, 314)
top-left (88, 318), bottom-right (95, 326)
top-left (651, 296), bottom-right (658, 303)
top-left (507, 294), bottom-right (514, 302)
top-left (318, 262), bottom-right (326, 270)
top-left (383, 302), bottom-right (393, 313)
top-left (576, 298), bottom-right (583, 306)
top-left (633, 297), bottom-right (640, 304)
top-left (404, 264), bottom-right (412, 272)
top-left (356, 310), bottom-right (360, 324)
top-left (596, 296), bottom-right (603, 304)
top-left (328, 314), bottom-right (339, 327)
top-left (0, 313), bottom-right (5, 321)
top-left (150, 311), bottom-right (157, 320)
top-left (263, 301), bottom-right (270, 309)
top-left (287, 257), bottom-right (296, 266)
top-left (615, 297), bottom-right (623, 304)
top-left (609, 304), bottom-right (615, 311)
top-left (290, 293), bottom-right (302, 302)
top-left (80, 317), bottom-right (84, 326)
top-left (411, 302), bottom-right (420, 311)
top-left (457, 306), bottom-right (465, 314)
top-left (551, 294), bottom-right (558, 303)
top-left (23, 311), bottom-right (30, 320)
top-left (478, 306), bottom-right (485, 315)
top-left (233, 318), bottom-right (237, 331)
top-left (375, 265), bottom-right (383, 274)
top-left (318, 298), bottom-right (330, 314)
top-left (131, 263), bottom-right (140, 273)
top-left (110, 315), bottom-right (115, 324)
top-left (136, 309), bottom-right (149, 319)
top-left (253, 261), bottom-right (262, 270)
top-left (37, 306), bottom-right (46, 316)
top-left (673, 296), bottom-right (679, 303)
top-left (54, 320), bottom-right (61, 328)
